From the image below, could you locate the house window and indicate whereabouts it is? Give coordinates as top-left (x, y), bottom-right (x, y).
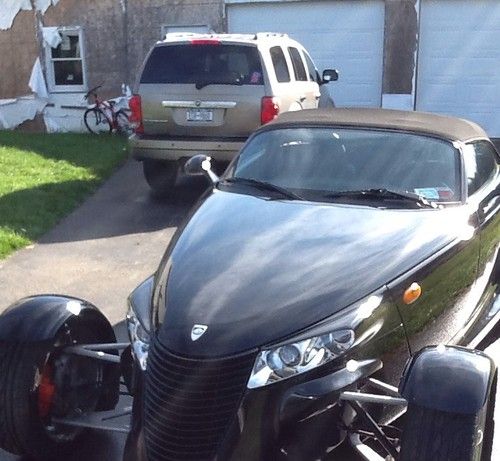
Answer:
top-left (45, 28), bottom-right (87, 93)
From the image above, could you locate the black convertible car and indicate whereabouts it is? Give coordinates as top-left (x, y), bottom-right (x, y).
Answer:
top-left (0, 109), bottom-right (498, 461)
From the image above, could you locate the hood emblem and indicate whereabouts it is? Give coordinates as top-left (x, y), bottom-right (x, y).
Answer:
top-left (195, 100), bottom-right (201, 107)
top-left (191, 324), bottom-right (208, 341)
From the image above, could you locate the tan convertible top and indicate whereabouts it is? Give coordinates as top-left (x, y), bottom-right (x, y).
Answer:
top-left (267, 108), bottom-right (488, 142)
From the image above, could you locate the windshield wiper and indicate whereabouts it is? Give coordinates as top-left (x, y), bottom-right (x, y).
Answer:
top-left (221, 177), bottom-right (304, 201)
top-left (195, 79), bottom-right (243, 90)
top-left (323, 188), bottom-right (438, 208)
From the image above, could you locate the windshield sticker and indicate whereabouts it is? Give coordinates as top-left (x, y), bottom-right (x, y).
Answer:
top-left (436, 187), bottom-right (454, 200)
top-left (414, 187), bottom-right (454, 201)
top-left (414, 188), bottom-right (439, 200)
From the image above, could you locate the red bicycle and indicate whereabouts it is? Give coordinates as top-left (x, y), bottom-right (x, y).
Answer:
top-left (83, 85), bottom-right (131, 135)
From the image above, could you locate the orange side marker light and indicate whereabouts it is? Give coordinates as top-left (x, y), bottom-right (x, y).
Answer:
top-left (403, 282), bottom-right (422, 305)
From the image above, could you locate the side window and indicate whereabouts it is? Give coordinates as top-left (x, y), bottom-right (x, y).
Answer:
top-left (303, 52), bottom-right (319, 82)
top-left (44, 27), bottom-right (87, 92)
top-left (288, 47), bottom-right (307, 81)
top-left (270, 46), bottom-right (290, 83)
top-left (464, 141), bottom-right (499, 195)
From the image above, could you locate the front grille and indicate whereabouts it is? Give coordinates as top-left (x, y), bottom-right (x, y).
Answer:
top-left (144, 339), bottom-right (257, 461)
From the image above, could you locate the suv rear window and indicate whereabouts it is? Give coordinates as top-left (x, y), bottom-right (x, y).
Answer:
top-left (140, 44), bottom-right (263, 85)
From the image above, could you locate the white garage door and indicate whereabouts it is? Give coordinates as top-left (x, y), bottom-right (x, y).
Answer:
top-left (227, 0), bottom-right (385, 107)
top-left (417, 0), bottom-right (500, 137)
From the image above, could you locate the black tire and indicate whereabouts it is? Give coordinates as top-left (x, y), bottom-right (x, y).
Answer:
top-left (400, 403), bottom-right (488, 461)
top-left (481, 373), bottom-right (497, 461)
top-left (143, 159), bottom-right (178, 198)
top-left (115, 109), bottom-right (132, 136)
top-left (84, 108), bottom-right (112, 134)
top-left (0, 327), bottom-right (108, 459)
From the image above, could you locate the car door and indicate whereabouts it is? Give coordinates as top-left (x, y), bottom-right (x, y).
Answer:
top-left (302, 50), bottom-right (332, 108)
top-left (268, 45), bottom-right (298, 112)
top-left (458, 140), bottom-right (500, 346)
top-left (287, 46), bottom-right (318, 109)
top-left (386, 142), bottom-right (482, 355)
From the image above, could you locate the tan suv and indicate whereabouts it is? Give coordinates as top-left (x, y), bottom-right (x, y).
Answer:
top-left (128, 32), bottom-right (338, 196)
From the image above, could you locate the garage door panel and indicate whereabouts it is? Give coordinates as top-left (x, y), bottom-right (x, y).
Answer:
top-left (417, 0), bottom-right (500, 136)
top-left (227, 1), bottom-right (384, 107)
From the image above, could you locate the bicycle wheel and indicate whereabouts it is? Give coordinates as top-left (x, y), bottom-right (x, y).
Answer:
top-left (115, 110), bottom-right (133, 136)
top-left (84, 108), bottom-right (112, 134)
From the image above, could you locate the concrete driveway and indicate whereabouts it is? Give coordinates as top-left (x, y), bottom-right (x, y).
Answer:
top-left (0, 159), bottom-right (498, 461)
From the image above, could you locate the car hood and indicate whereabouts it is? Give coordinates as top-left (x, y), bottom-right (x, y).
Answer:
top-left (155, 190), bottom-right (469, 356)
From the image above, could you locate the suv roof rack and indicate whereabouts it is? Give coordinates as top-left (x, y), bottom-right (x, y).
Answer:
top-left (160, 32), bottom-right (289, 43)
top-left (255, 32), bottom-right (289, 39)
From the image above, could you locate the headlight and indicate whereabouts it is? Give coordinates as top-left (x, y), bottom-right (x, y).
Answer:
top-left (126, 277), bottom-right (154, 371)
top-left (127, 302), bottom-right (150, 371)
top-left (247, 329), bottom-right (355, 389)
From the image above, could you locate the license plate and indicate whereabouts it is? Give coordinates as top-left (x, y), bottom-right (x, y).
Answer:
top-left (186, 108), bottom-right (213, 122)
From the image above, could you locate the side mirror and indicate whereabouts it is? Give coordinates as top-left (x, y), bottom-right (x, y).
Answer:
top-left (322, 69), bottom-right (339, 84)
top-left (184, 154), bottom-right (219, 184)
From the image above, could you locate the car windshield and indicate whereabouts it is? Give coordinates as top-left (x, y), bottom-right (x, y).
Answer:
top-left (227, 127), bottom-right (461, 204)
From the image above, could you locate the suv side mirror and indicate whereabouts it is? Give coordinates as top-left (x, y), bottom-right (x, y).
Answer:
top-left (322, 69), bottom-right (339, 84)
top-left (184, 154), bottom-right (219, 184)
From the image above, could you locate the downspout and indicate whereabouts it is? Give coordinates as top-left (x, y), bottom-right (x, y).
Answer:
top-left (121, 0), bottom-right (129, 86)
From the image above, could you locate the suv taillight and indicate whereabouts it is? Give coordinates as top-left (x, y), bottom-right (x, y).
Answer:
top-left (261, 97), bottom-right (280, 125)
top-left (129, 95), bottom-right (143, 134)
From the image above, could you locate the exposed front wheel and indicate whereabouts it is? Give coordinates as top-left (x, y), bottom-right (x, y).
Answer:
top-left (0, 327), bottom-right (111, 459)
top-left (398, 346), bottom-right (497, 461)
top-left (400, 397), bottom-right (494, 461)
top-left (142, 159), bottom-right (178, 198)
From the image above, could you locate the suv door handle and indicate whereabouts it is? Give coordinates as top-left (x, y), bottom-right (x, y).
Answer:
top-left (299, 95), bottom-right (307, 102)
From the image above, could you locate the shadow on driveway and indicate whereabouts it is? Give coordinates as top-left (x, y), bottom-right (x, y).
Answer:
top-left (0, 160), bottom-right (210, 245)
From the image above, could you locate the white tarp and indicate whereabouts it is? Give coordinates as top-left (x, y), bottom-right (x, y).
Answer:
top-left (42, 26), bottom-right (62, 48)
top-left (43, 93), bottom-right (88, 133)
top-left (0, 96), bottom-right (46, 129)
top-left (0, 0), bottom-right (60, 30)
top-left (0, 0), bottom-right (32, 30)
top-left (29, 57), bottom-right (49, 99)
top-left (34, 0), bottom-right (60, 15)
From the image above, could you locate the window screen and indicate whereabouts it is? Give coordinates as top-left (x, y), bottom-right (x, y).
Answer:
top-left (49, 31), bottom-right (84, 87)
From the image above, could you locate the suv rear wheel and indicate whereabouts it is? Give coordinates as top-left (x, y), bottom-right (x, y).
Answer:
top-left (143, 159), bottom-right (178, 197)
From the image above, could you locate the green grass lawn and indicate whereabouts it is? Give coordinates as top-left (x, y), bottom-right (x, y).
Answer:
top-left (0, 132), bottom-right (127, 259)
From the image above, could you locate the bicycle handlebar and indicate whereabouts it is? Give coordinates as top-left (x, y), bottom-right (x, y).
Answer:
top-left (84, 84), bottom-right (103, 100)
